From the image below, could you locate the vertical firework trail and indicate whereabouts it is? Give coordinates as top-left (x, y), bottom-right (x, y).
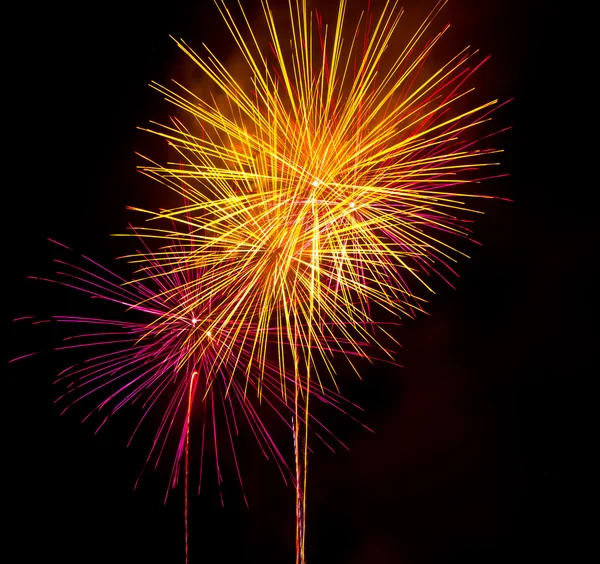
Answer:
top-left (185, 370), bottom-right (197, 564)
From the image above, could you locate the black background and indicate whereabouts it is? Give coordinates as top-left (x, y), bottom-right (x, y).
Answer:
top-left (6, 1), bottom-right (587, 563)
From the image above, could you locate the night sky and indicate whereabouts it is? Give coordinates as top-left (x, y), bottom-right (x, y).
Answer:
top-left (6, 1), bottom-right (586, 563)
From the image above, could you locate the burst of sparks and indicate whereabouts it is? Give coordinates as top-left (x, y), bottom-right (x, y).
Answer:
top-left (118, 0), bottom-right (508, 560)
top-left (19, 237), bottom-right (369, 514)
top-left (14, 0), bottom-right (508, 561)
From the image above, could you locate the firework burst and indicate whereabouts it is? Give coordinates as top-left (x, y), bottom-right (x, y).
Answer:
top-left (122, 0), bottom-right (508, 559)
top-left (16, 236), bottom-right (371, 561)
top-left (14, 0), bottom-right (508, 561)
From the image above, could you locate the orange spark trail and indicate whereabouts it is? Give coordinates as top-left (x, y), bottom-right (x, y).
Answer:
top-left (185, 370), bottom-right (197, 564)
